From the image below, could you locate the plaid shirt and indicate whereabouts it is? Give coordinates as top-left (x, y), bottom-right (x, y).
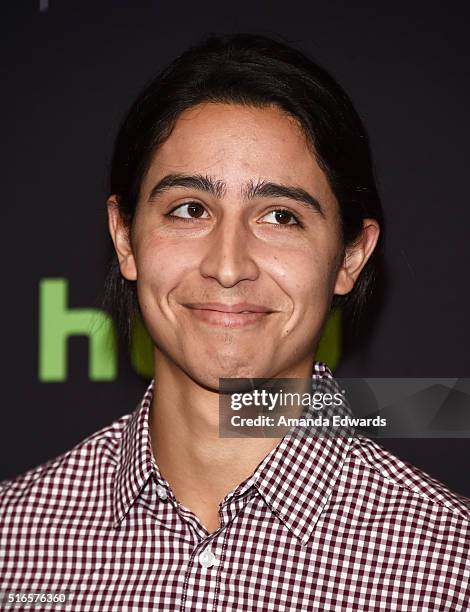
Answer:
top-left (1, 362), bottom-right (469, 611)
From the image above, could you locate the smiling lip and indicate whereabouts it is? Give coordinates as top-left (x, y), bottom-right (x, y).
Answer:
top-left (182, 302), bottom-right (274, 328)
top-left (184, 302), bottom-right (273, 313)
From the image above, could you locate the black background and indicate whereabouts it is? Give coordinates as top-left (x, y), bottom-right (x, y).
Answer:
top-left (2, 1), bottom-right (469, 496)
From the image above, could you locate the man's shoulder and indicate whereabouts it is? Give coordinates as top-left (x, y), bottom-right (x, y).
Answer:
top-left (346, 435), bottom-right (470, 523)
top-left (0, 410), bottom-right (134, 509)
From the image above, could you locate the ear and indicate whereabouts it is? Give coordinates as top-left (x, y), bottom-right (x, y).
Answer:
top-left (334, 219), bottom-right (380, 296)
top-left (107, 195), bottom-right (137, 281)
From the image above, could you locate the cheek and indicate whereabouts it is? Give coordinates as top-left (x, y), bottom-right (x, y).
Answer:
top-left (134, 233), bottom-right (191, 305)
top-left (275, 243), bottom-right (337, 302)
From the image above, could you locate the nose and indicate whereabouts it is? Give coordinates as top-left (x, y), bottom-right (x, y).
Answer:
top-left (199, 214), bottom-right (260, 287)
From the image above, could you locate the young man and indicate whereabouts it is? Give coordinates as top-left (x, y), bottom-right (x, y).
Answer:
top-left (1, 34), bottom-right (469, 611)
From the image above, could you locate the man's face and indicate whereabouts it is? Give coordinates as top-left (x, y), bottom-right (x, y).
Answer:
top-left (120, 102), bottom-right (347, 388)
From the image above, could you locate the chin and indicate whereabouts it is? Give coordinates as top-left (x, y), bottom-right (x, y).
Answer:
top-left (191, 362), bottom-right (269, 390)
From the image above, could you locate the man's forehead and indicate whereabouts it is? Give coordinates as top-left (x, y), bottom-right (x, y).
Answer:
top-left (141, 103), bottom-right (333, 207)
top-left (154, 103), bottom-right (312, 160)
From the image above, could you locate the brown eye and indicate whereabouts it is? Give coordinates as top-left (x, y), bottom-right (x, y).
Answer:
top-left (261, 208), bottom-right (300, 226)
top-left (168, 201), bottom-right (209, 219)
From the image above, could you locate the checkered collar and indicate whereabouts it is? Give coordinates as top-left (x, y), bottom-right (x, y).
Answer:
top-left (112, 379), bottom-right (157, 527)
top-left (112, 362), bottom-right (353, 545)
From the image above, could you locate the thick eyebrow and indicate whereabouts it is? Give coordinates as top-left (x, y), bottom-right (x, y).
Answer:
top-left (147, 173), bottom-right (325, 217)
top-left (243, 177), bottom-right (325, 217)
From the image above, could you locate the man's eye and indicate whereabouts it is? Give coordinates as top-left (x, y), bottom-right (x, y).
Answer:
top-left (167, 202), bottom-right (209, 219)
top-left (166, 203), bottom-right (300, 227)
top-left (260, 209), bottom-right (300, 226)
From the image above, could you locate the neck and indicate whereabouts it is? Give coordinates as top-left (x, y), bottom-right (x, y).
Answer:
top-left (148, 348), bottom-right (315, 529)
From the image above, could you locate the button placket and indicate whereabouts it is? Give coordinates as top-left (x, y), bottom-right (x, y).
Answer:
top-left (181, 527), bottom-right (230, 610)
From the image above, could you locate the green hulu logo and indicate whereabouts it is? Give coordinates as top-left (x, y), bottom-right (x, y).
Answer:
top-left (38, 278), bottom-right (342, 382)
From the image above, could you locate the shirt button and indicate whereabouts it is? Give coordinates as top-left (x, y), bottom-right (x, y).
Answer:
top-left (156, 484), bottom-right (168, 500)
top-left (198, 547), bottom-right (216, 568)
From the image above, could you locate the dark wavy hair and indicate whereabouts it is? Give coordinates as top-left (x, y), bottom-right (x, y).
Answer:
top-left (102, 32), bottom-right (384, 347)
